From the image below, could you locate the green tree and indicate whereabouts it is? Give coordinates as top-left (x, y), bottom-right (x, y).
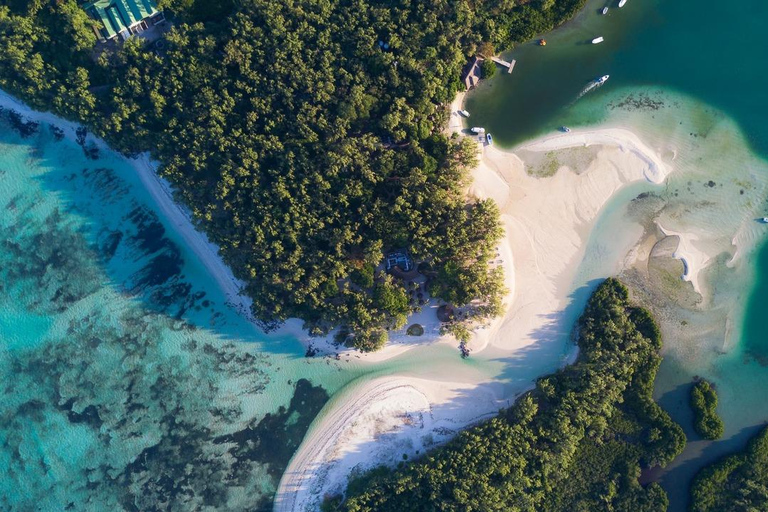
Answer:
top-left (481, 58), bottom-right (497, 78)
top-left (340, 279), bottom-right (685, 511)
top-left (690, 380), bottom-right (725, 440)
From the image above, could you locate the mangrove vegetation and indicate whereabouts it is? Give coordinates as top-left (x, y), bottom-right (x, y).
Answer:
top-left (690, 379), bottom-right (724, 441)
top-left (332, 278), bottom-right (686, 511)
top-left (690, 426), bottom-right (768, 512)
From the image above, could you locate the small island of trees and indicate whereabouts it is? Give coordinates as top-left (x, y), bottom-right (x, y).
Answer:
top-left (690, 379), bottom-right (725, 441)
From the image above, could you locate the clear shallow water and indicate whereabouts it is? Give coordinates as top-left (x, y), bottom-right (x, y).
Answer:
top-left (467, 0), bottom-right (768, 508)
top-left (0, 118), bottom-right (371, 510)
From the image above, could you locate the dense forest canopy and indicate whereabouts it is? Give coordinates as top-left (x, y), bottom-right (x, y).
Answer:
top-left (690, 426), bottom-right (768, 512)
top-left (0, 0), bottom-right (586, 348)
top-left (333, 278), bottom-right (686, 511)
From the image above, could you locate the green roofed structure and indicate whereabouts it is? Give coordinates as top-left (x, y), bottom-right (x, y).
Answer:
top-left (83, 0), bottom-right (165, 41)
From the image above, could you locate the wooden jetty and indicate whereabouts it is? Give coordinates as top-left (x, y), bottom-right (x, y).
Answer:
top-left (490, 56), bottom-right (517, 74)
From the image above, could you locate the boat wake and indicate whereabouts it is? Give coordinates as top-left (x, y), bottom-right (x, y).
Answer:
top-left (577, 80), bottom-right (605, 99)
top-left (571, 75), bottom-right (610, 106)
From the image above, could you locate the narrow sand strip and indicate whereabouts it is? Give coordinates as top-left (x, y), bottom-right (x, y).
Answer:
top-left (657, 224), bottom-right (711, 294)
top-left (274, 376), bottom-right (504, 512)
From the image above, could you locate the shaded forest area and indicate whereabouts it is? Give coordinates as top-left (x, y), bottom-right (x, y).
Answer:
top-left (333, 279), bottom-right (686, 511)
top-left (690, 426), bottom-right (768, 512)
top-left (0, 0), bottom-right (585, 348)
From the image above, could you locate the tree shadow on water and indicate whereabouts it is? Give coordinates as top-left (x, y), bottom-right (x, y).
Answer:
top-left (15, 118), bottom-right (302, 357)
top-left (488, 279), bottom-right (604, 388)
top-left (0, 114), bottom-right (336, 511)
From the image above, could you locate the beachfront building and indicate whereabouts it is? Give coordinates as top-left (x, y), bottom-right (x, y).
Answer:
top-left (385, 251), bottom-right (414, 273)
top-left (461, 56), bottom-right (483, 90)
top-left (83, 0), bottom-right (165, 41)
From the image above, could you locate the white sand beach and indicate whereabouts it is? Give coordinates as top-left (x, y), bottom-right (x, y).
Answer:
top-left (657, 224), bottom-right (711, 295)
top-left (469, 127), bottom-right (671, 354)
top-left (274, 376), bottom-right (505, 512)
top-left (274, 121), bottom-right (677, 510)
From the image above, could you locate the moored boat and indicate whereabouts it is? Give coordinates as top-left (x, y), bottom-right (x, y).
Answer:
top-left (618, 0), bottom-right (627, 7)
top-left (538, 39), bottom-right (547, 46)
top-left (486, 133), bottom-right (493, 145)
top-left (458, 109), bottom-right (470, 118)
top-left (560, 126), bottom-right (571, 133)
top-left (592, 36), bottom-right (604, 44)
top-left (470, 127), bottom-right (485, 134)
top-left (761, 217), bottom-right (768, 223)
top-left (602, 6), bottom-right (609, 14)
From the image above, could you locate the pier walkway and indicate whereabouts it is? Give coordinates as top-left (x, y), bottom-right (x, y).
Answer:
top-left (490, 57), bottom-right (516, 74)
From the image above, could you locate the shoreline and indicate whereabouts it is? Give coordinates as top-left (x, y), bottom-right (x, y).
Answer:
top-left (0, 89), bottom-right (424, 358)
top-left (467, 125), bottom-right (672, 357)
top-left (274, 106), bottom-right (678, 509)
top-left (0, 89), bottom-right (263, 327)
top-left (273, 376), bottom-right (505, 512)
top-left (657, 223), bottom-right (710, 295)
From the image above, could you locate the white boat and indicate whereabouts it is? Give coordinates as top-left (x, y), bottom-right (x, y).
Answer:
top-left (470, 127), bottom-right (485, 134)
top-left (458, 110), bottom-right (470, 118)
top-left (602, 7), bottom-right (609, 14)
top-left (618, 0), bottom-right (627, 7)
top-left (592, 36), bottom-right (604, 44)
top-left (595, 74), bottom-right (610, 85)
top-left (486, 133), bottom-right (493, 145)
top-left (761, 217), bottom-right (768, 223)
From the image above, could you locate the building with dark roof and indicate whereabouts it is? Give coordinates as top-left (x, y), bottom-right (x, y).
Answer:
top-left (461, 56), bottom-right (483, 90)
top-left (385, 251), bottom-right (414, 273)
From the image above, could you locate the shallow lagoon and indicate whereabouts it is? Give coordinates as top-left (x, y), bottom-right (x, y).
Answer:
top-left (0, 117), bottom-right (361, 510)
top-left (466, 0), bottom-right (768, 507)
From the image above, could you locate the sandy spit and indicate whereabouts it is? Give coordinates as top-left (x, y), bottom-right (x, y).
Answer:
top-left (274, 111), bottom-right (676, 509)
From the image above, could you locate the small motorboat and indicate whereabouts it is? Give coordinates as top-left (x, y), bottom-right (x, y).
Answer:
top-left (560, 126), bottom-right (571, 133)
top-left (470, 127), bottom-right (485, 134)
top-left (618, 0), bottom-right (627, 7)
top-left (761, 217), bottom-right (768, 223)
top-left (538, 39), bottom-right (547, 46)
top-left (486, 133), bottom-right (493, 145)
top-left (595, 74), bottom-right (610, 85)
top-left (592, 36), bottom-right (604, 44)
top-left (458, 109), bottom-right (470, 118)
top-left (602, 6), bottom-right (609, 14)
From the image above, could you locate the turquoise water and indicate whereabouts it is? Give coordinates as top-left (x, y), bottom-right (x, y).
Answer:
top-left (467, 0), bottom-right (768, 508)
top-left (0, 116), bottom-right (364, 510)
